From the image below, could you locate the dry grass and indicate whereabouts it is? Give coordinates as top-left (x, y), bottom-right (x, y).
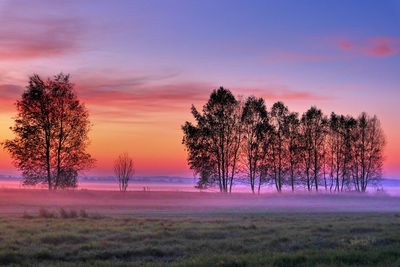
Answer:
top-left (0, 211), bottom-right (398, 266)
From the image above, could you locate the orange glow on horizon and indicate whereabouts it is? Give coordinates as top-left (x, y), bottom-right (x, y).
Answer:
top-left (0, 91), bottom-right (399, 179)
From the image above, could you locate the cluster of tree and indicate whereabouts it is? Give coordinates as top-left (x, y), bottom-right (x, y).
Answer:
top-left (3, 74), bottom-right (94, 190)
top-left (3, 73), bottom-right (136, 191)
top-left (182, 87), bottom-right (385, 193)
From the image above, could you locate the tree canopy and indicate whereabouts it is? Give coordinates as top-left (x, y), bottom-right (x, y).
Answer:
top-left (4, 73), bottom-right (94, 189)
top-left (182, 87), bottom-right (385, 193)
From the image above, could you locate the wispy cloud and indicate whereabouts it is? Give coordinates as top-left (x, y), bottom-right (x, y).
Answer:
top-left (79, 81), bottom-right (212, 122)
top-left (0, 72), bottom-right (331, 123)
top-left (337, 39), bottom-right (353, 50)
top-left (271, 51), bottom-right (333, 63)
top-left (337, 36), bottom-right (400, 57)
top-left (235, 86), bottom-right (330, 101)
top-left (0, 1), bottom-right (85, 60)
top-left (271, 35), bottom-right (400, 63)
top-left (77, 77), bottom-right (329, 124)
top-left (0, 84), bottom-right (24, 111)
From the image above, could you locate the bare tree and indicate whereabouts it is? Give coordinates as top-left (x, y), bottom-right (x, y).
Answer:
top-left (3, 73), bottom-right (94, 190)
top-left (114, 153), bottom-right (134, 192)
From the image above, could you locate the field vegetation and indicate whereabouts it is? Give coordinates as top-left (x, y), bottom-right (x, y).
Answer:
top-left (0, 210), bottom-right (399, 266)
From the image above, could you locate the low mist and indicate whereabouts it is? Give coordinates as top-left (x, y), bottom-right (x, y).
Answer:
top-left (0, 188), bottom-right (399, 216)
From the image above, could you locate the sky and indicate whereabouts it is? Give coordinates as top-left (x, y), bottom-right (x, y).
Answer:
top-left (0, 0), bottom-right (399, 178)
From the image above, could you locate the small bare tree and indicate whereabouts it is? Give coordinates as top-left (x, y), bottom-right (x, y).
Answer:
top-left (114, 153), bottom-right (134, 192)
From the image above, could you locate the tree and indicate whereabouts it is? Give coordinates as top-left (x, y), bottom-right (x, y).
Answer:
top-left (286, 112), bottom-right (301, 192)
top-left (3, 73), bottom-right (94, 190)
top-left (300, 107), bottom-right (328, 191)
top-left (351, 113), bottom-right (385, 192)
top-left (182, 88), bottom-right (386, 193)
top-left (327, 112), bottom-right (342, 191)
top-left (182, 87), bottom-right (242, 193)
top-left (114, 153), bottom-right (134, 192)
top-left (241, 96), bottom-right (271, 193)
top-left (269, 102), bottom-right (290, 192)
top-left (327, 113), bottom-right (343, 192)
top-left (326, 114), bottom-right (356, 192)
top-left (341, 116), bottom-right (357, 191)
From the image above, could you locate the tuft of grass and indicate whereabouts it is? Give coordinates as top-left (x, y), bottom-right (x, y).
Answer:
top-left (90, 213), bottom-right (105, 219)
top-left (22, 211), bottom-right (33, 219)
top-left (40, 233), bottom-right (87, 245)
top-left (79, 209), bottom-right (88, 218)
top-left (59, 208), bottom-right (68, 218)
top-left (38, 208), bottom-right (55, 218)
top-left (273, 254), bottom-right (307, 267)
top-left (69, 209), bottom-right (78, 218)
top-left (59, 208), bottom-right (79, 219)
top-left (0, 251), bottom-right (21, 265)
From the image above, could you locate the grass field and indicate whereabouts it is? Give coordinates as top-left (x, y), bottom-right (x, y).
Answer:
top-left (0, 210), bottom-right (399, 266)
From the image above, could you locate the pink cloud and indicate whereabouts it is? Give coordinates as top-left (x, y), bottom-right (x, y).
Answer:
top-left (0, 2), bottom-right (85, 60)
top-left (78, 81), bottom-right (211, 109)
top-left (78, 77), bottom-right (329, 116)
top-left (338, 39), bottom-right (353, 50)
top-left (272, 51), bottom-right (333, 63)
top-left (50, 76), bottom-right (213, 124)
top-left (0, 84), bottom-right (24, 111)
top-left (364, 37), bottom-right (397, 57)
top-left (235, 87), bottom-right (330, 102)
top-left (0, 73), bottom-right (331, 124)
top-left (272, 36), bottom-right (400, 63)
top-left (337, 36), bottom-right (400, 58)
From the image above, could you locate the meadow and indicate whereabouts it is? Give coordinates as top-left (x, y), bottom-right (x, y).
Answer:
top-left (0, 211), bottom-right (399, 266)
top-left (0, 189), bottom-right (399, 266)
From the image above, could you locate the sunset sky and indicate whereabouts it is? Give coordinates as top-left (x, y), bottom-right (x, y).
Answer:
top-left (0, 0), bottom-right (399, 178)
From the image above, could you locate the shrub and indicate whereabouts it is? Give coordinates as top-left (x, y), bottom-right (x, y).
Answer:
top-left (59, 208), bottom-right (78, 219)
top-left (22, 211), bottom-right (33, 219)
top-left (69, 210), bottom-right (78, 218)
top-left (79, 209), bottom-right (88, 218)
top-left (38, 208), bottom-right (55, 218)
top-left (59, 208), bottom-right (68, 219)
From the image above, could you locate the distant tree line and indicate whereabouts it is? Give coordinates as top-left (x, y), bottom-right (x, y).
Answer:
top-left (182, 87), bottom-right (385, 193)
